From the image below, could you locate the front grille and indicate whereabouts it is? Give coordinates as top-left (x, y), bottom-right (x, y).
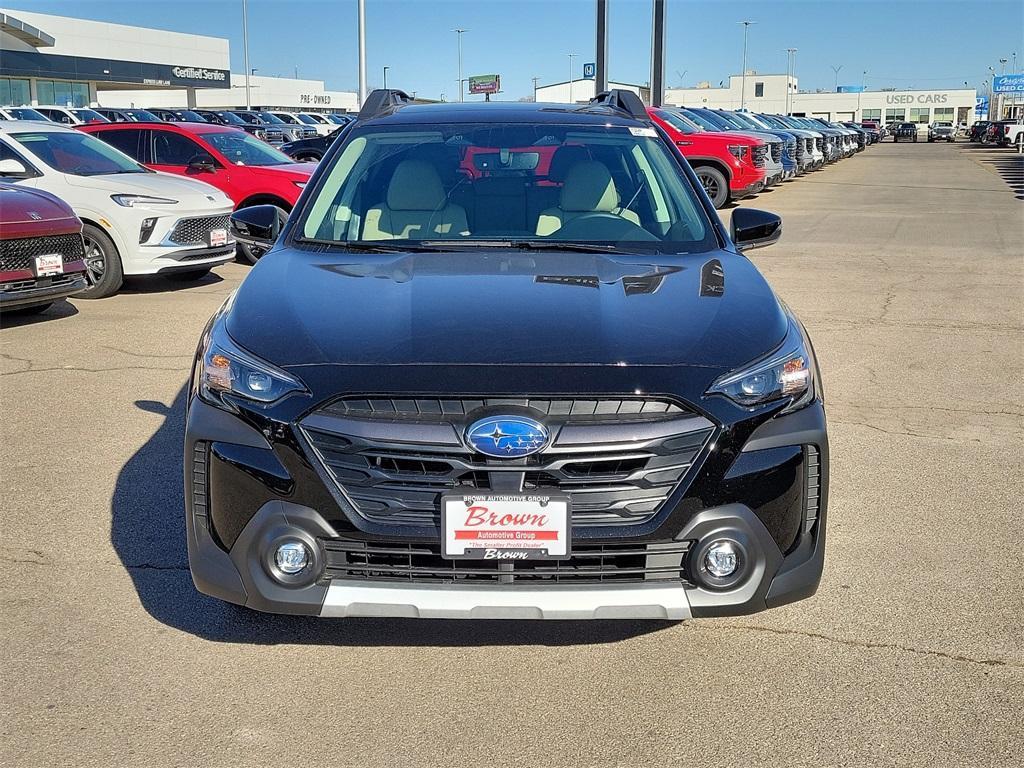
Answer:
top-left (321, 539), bottom-right (693, 585)
top-left (300, 396), bottom-right (716, 527)
top-left (0, 233), bottom-right (85, 273)
top-left (751, 144), bottom-right (768, 168)
top-left (0, 274), bottom-right (82, 294)
top-left (770, 142), bottom-right (782, 163)
top-left (802, 445), bottom-right (821, 534)
top-left (168, 215), bottom-right (231, 246)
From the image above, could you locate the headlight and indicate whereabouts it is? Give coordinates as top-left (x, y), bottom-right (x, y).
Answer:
top-left (196, 314), bottom-right (306, 406)
top-left (111, 194), bottom-right (178, 207)
top-left (707, 318), bottom-right (816, 413)
top-left (727, 144), bottom-right (749, 161)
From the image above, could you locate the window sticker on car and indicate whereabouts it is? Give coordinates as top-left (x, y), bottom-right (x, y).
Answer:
top-left (629, 127), bottom-right (658, 137)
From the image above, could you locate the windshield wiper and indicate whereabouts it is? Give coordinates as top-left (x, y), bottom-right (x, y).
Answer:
top-left (423, 239), bottom-right (625, 254)
top-left (295, 237), bottom-right (442, 253)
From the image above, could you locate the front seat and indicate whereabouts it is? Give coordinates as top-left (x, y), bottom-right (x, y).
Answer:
top-left (535, 160), bottom-right (640, 236)
top-left (363, 159), bottom-right (469, 240)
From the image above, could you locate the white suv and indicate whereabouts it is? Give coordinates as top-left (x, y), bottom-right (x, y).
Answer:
top-left (32, 106), bottom-right (110, 125)
top-left (0, 121), bottom-right (235, 297)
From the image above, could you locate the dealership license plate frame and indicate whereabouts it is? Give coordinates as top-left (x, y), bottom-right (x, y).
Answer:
top-left (208, 228), bottom-right (229, 247)
top-left (33, 253), bottom-right (63, 277)
top-left (441, 493), bottom-right (571, 561)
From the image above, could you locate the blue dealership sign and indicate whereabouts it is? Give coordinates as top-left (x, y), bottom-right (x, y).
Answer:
top-left (975, 96), bottom-right (989, 116)
top-left (993, 74), bottom-right (1024, 93)
top-left (582, 62), bottom-right (596, 79)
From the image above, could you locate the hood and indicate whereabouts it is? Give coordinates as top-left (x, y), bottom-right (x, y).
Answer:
top-left (244, 162), bottom-right (317, 181)
top-left (64, 169), bottom-right (231, 205)
top-left (0, 184), bottom-right (77, 225)
top-left (226, 248), bottom-right (787, 372)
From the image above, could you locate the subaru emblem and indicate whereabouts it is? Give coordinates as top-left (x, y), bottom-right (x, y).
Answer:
top-left (465, 416), bottom-right (549, 459)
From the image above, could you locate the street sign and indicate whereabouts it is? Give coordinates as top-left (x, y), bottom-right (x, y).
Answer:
top-left (582, 63), bottom-right (596, 79)
top-left (992, 74), bottom-right (1024, 94)
top-left (468, 74), bottom-right (500, 94)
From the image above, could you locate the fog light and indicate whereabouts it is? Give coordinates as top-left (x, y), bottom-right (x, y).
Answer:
top-left (275, 541), bottom-right (309, 574)
top-left (704, 541), bottom-right (739, 578)
top-left (139, 217), bottom-right (158, 243)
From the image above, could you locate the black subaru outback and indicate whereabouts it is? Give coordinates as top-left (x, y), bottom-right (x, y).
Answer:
top-left (185, 89), bottom-right (828, 620)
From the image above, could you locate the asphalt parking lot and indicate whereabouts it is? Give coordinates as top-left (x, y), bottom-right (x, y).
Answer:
top-left (2, 141), bottom-right (1022, 767)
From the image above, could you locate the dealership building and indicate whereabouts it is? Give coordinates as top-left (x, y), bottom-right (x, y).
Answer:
top-left (665, 74), bottom-right (979, 126)
top-left (0, 7), bottom-right (357, 112)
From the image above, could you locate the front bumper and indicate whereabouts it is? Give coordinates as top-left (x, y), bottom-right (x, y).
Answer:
top-left (0, 271), bottom-right (89, 309)
top-left (185, 389), bottom-right (829, 619)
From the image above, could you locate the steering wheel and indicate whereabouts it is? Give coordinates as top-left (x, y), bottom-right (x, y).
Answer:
top-left (550, 212), bottom-right (659, 242)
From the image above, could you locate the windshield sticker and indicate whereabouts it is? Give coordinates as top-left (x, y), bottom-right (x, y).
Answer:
top-left (629, 127), bottom-right (658, 137)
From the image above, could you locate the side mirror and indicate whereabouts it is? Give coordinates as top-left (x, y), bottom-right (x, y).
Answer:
top-left (0, 158), bottom-right (33, 179)
top-left (231, 205), bottom-right (286, 249)
top-left (731, 208), bottom-right (782, 252)
top-left (187, 155), bottom-right (217, 173)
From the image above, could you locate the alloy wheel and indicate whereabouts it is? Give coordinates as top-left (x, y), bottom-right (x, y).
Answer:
top-left (83, 234), bottom-right (106, 283)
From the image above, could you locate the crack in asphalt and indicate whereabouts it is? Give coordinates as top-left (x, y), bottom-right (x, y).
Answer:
top-left (704, 623), bottom-right (1021, 669)
top-left (830, 419), bottom-right (984, 442)
top-left (836, 404), bottom-right (1023, 418)
top-left (102, 346), bottom-right (192, 360)
top-left (1, 364), bottom-right (188, 377)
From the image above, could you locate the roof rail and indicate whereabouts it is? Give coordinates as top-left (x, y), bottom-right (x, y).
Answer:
top-left (358, 88), bottom-right (414, 120)
top-left (588, 89), bottom-right (649, 120)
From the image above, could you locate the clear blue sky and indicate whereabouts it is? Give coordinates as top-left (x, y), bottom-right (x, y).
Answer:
top-left (8, 0), bottom-right (1023, 99)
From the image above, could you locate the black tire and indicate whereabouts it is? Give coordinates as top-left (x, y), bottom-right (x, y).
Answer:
top-left (296, 153), bottom-right (321, 163)
top-left (78, 224), bottom-right (123, 299)
top-left (5, 301), bottom-right (53, 316)
top-left (164, 267), bottom-right (211, 282)
top-left (694, 166), bottom-right (730, 208)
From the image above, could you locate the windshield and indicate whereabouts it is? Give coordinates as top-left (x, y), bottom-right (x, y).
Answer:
top-left (212, 111), bottom-right (246, 126)
top-left (652, 109), bottom-right (696, 134)
top-left (273, 112), bottom-right (299, 124)
top-left (297, 122), bottom-right (716, 253)
top-left (680, 109), bottom-right (721, 132)
top-left (127, 109), bottom-right (160, 122)
top-left (5, 108), bottom-right (48, 121)
top-left (71, 108), bottom-right (109, 123)
top-left (297, 114), bottom-right (319, 125)
top-left (303, 113), bottom-right (329, 124)
top-left (200, 131), bottom-right (293, 166)
top-left (177, 110), bottom-right (207, 122)
top-left (727, 112), bottom-right (766, 130)
top-left (12, 130), bottom-right (147, 175)
top-left (327, 114), bottom-right (349, 124)
top-left (255, 112), bottom-right (286, 124)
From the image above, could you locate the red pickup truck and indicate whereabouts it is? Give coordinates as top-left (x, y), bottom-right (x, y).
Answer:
top-left (648, 107), bottom-right (767, 208)
top-left (0, 184), bottom-right (89, 315)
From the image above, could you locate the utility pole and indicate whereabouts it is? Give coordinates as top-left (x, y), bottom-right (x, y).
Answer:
top-left (831, 65), bottom-right (842, 92)
top-left (532, 76), bottom-right (540, 101)
top-left (453, 29), bottom-right (467, 102)
top-left (595, 0), bottom-right (609, 94)
top-left (383, 66), bottom-right (389, 89)
top-left (357, 0), bottom-right (367, 106)
top-left (651, 0), bottom-right (666, 107)
top-left (738, 21), bottom-right (755, 109)
top-left (858, 70), bottom-right (866, 120)
top-left (785, 48), bottom-right (797, 115)
top-left (568, 53), bottom-right (579, 103)
top-left (242, 0), bottom-right (251, 109)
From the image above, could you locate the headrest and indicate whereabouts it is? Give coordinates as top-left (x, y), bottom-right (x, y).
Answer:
top-left (547, 145), bottom-right (591, 182)
top-left (559, 161), bottom-right (619, 212)
top-left (386, 159), bottom-right (446, 211)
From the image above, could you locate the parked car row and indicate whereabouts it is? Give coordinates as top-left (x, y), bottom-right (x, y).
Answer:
top-left (970, 118), bottom-right (1024, 147)
top-left (647, 107), bottom-right (873, 208)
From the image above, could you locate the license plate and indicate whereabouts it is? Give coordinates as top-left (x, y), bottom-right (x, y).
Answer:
top-left (34, 253), bottom-right (63, 276)
top-left (442, 494), bottom-right (570, 560)
top-left (208, 228), bottom-right (228, 247)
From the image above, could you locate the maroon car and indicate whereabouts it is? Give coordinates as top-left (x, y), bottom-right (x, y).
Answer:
top-left (0, 184), bottom-right (89, 314)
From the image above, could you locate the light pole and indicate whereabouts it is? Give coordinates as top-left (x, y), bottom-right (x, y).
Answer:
top-left (675, 69), bottom-right (687, 87)
top-left (532, 76), bottom-right (540, 101)
top-left (738, 21), bottom-right (755, 109)
top-left (357, 0), bottom-right (366, 106)
top-left (831, 65), bottom-right (843, 92)
top-left (568, 53), bottom-right (579, 103)
top-left (453, 28), bottom-right (467, 102)
top-left (857, 70), bottom-right (866, 120)
top-left (785, 48), bottom-right (797, 115)
top-left (999, 58), bottom-right (1008, 74)
top-left (242, 0), bottom-right (251, 109)
top-left (383, 66), bottom-right (389, 89)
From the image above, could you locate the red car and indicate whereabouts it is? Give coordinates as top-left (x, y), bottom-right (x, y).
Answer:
top-left (0, 183), bottom-right (89, 314)
top-left (79, 122), bottom-right (315, 263)
top-left (648, 107), bottom-right (766, 208)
